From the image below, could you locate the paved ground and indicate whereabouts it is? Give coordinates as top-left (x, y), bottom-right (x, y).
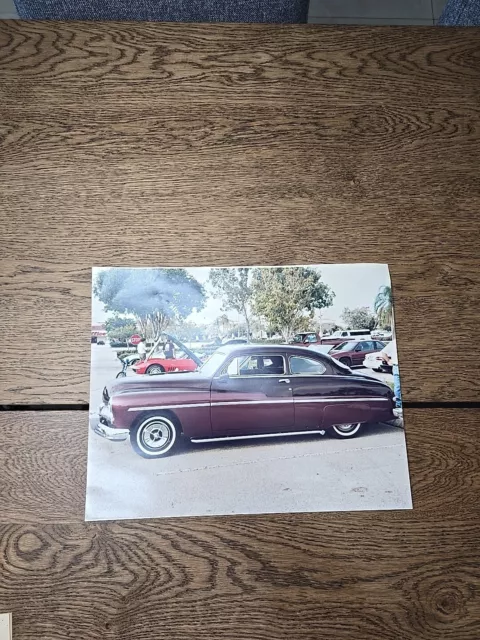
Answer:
top-left (85, 346), bottom-right (412, 521)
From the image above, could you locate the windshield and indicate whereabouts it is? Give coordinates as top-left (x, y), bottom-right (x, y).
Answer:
top-left (309, 344), bottom-right (333, 355)
top-left (331, 341), bottom-right (354, 352)
top-left (199, 351), bottom-right (226, 376)
top-left (292, 334), bottom-right (306, 343)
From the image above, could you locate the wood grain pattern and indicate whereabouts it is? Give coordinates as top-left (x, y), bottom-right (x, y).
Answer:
top-left (0, 409), bottom-right (478, 524)
top-left (1, 23), bottom-right (479, 640)
top-left (1, 22), bottom-right (480, 403)
top-left (0, 409), bottom-right (478, 640)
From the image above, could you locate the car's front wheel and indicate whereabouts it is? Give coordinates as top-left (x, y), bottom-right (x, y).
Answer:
top-left (131, 414), bottom-right (178, 458)
top-left (339, 357), bottom-right (352, 367)
top-left (146, 364), bottom-right (165, 375)
top-left (329, 422), bottom-right (363, 438)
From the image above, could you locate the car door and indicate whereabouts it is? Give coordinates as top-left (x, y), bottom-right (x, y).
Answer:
top-left (288, 354), bottom-right (336, 430)
top-left (210, 353), bottom-right (294, 436)
top-left (352, 341), bottom-right (374, 365)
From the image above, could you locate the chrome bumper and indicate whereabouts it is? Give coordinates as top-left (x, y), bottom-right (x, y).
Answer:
top-left (93, 422), bottom-right (129, 441)
top-left (93, 404), bottom-right (129, 442)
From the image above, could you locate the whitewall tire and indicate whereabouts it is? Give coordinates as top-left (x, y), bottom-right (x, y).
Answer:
top-left (131, 414), bottom-right (178, 458)
top-left (329, 422), bottom-right (363, 439)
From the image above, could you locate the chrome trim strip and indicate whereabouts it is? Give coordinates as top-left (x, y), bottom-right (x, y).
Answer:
top-left (191, 430), bottom-right (326, 443)
top-left (294, 397), bottom-right (388, 403)
top-left (213, 399), bottom-right (292, 406)
top-left (128, 402), bottom-right (210, 411)
top-left (128, 396), bottom-right (387, 411)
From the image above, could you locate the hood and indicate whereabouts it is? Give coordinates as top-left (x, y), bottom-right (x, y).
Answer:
top-left (108, 371), bottom-right (210, 398)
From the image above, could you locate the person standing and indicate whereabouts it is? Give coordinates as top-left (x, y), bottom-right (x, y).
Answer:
top-left (164, 338), bottom-right (175, 359)
top-left (137, 337), bottom-right (147, 361)
top-left (380, 339), bottom-right (401, 409)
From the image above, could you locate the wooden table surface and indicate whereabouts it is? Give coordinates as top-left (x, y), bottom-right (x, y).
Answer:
top-left (0, 21), bottom-right (479, 639)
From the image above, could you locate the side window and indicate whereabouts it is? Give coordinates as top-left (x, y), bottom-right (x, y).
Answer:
top-left (342, 331), bottom-right (348, 337)
top-left (375, 341), bottom-right (385, 350)
top-left (226, 355), bottom-right (285, 376)
top-left (226, 358), bottom-right (240, 376)
top-left (290, 356), bottom-right (327, 375)
top-left (307, 334), bottom-right (317, 343)
top-left (356, 341), bottom-right (371, 351)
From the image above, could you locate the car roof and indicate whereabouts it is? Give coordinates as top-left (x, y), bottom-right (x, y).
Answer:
top-left (215, 343), bottom-right (328, 357)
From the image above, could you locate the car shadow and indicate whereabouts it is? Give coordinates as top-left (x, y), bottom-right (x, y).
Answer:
top-left (176, 421), bottom-right (400, 456)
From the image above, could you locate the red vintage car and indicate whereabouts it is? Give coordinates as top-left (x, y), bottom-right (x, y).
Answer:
top-left (95, 345), bottom-right (395, 459)
top-left (132, 349), bottom-right (199, 375)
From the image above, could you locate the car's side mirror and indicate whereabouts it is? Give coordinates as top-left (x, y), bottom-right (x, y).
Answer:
top-left (354, 346), bottom-right (362, 352)
top-left (217, 372), bottom-right (230, 383)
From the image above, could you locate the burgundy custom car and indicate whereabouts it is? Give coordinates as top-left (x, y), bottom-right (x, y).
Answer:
top-left (95, 345), bottom-right (395, 459)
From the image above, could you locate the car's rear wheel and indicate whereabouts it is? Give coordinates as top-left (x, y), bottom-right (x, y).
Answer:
top-left (131, 414), bottom-right (178, 458)
top-left (339, 357), bottom-right (352, 367)
top-left (146, 364), bottom-right (165, 375)
top-left (329, 422), bottom-right (363, 438)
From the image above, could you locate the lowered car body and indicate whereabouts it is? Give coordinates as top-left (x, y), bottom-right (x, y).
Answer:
top-left (95, 345), bottom-right (396, 458)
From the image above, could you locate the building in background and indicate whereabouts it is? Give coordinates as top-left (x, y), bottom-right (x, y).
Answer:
top-left (91, 322), bottom-right (107, 344)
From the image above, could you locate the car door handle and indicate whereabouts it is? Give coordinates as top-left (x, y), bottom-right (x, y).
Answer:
top-left (278, 378), bottom-right (290, 384)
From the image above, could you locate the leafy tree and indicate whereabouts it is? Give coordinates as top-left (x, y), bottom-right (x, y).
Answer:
top-left (251, 267), bottom-right (334, 342)
top-left (341, 306), bottom-right (376, 330)
top-left (94, 268), bottom-right (205, 341)
top-left (104, 314), bottom-right (137, 342)
top-left (209, 268), bottom-right (252, 338)
top-left (374, 285), bottom-right (394, 330)
top-left (171, 320), bottom-right (206, 342)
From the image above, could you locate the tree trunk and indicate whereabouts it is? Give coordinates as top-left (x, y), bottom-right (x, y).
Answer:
top-left (243, 305), bottom-right (250, 340)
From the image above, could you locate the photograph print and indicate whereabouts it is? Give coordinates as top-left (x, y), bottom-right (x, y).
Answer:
top-left (86, 264), bottom-right (412, 521)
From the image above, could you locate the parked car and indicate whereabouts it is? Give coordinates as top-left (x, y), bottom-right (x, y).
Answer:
top-left (290, 332), bottom-right (321, 346)
top-left (371, 329), bottom-right (393, 341)
top-left (320, 329), bottom-right (372, 346)
top-left (363, 351), bottom-right (384, 372)
top-left (132, 348), bottom-right (200, 375)
top-left (328, 340), bottom-right (386, 368)
top-left (95, 344), bottom-right (395, 458)
top-left (363, 345), bottom-right (393, 374)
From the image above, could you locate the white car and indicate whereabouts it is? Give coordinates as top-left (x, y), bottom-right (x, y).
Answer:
top-left (371, 330), bottom-right (392, 341)
top-left (362, 351), bottom-right (386, 372)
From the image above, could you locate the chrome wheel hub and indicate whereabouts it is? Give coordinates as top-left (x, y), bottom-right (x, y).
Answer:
top-left (142, 422), bottom-right (171, 449)
top-left (334, 423), bottom-right (360, 433)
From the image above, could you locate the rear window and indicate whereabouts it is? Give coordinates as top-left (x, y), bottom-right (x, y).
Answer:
top-left (331, 341), bottom-right (352, 352)
top-left (289, 356), bottom-right (327, 375)
top-left (292, 334), bottom-right (306, 343)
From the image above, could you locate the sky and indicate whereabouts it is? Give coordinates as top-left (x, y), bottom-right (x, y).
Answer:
top-left (91, 264), bottom-right (391, 326)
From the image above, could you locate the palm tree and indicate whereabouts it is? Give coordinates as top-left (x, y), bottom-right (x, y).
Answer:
top-left (216, 313), bottom-right (231, 338)
top-left (374, 285), bottom-right (394, 333)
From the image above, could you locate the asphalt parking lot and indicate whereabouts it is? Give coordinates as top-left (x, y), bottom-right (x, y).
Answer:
top-left (86, 346), bottom-right (411, 521)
